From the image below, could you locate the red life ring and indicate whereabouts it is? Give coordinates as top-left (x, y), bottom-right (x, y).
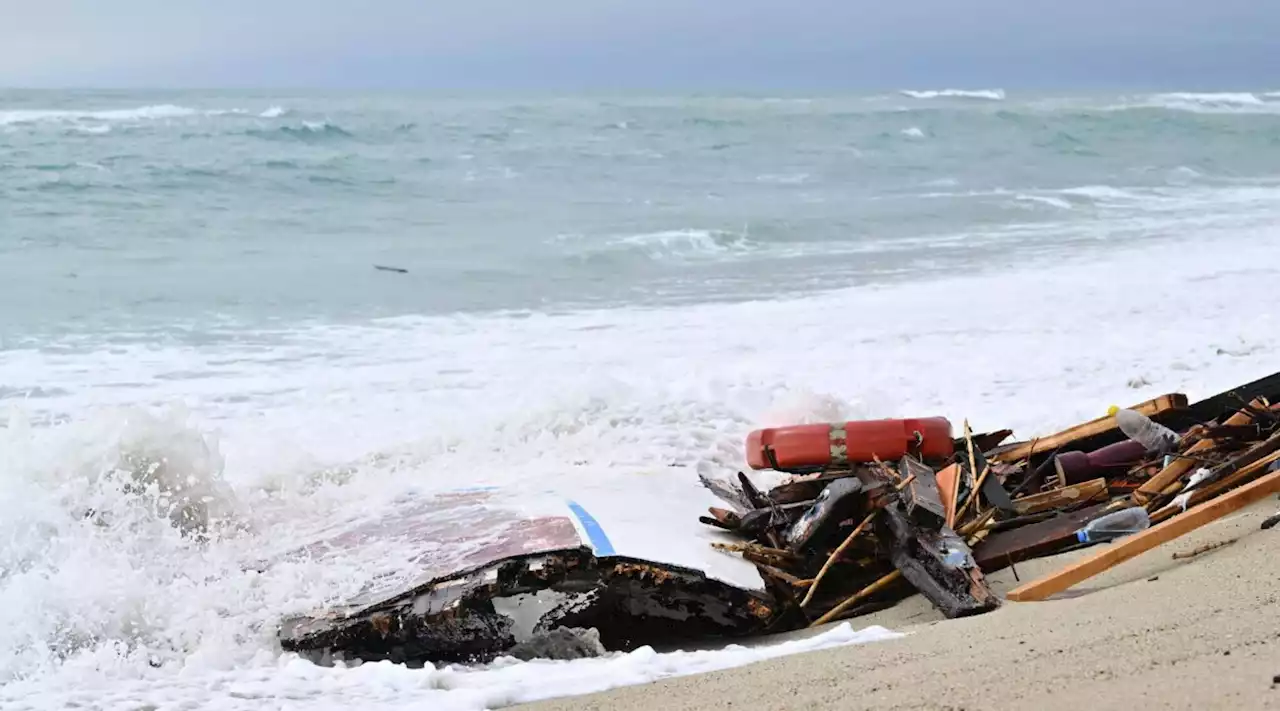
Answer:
top-left (746, 417), bottom-right (954, 471)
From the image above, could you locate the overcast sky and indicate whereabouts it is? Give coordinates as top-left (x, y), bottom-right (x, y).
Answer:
top-left (3, 1), bottom-right (1275, 89)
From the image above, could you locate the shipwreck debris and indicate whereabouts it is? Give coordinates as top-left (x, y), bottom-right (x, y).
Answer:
top-left (277, 370), bottom-right (1280, 666)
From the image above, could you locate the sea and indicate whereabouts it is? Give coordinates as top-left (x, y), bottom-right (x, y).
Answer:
top-left (2, 88), bottom-right (1280, 709)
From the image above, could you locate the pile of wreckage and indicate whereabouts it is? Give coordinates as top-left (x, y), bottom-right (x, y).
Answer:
top-left (702, 369), bottom-right (1280, 626)
top-left (276, 370), bottom-right (1280, 665)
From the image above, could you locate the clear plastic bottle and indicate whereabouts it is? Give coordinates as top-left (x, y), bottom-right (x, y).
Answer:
top-left (1076, 507), bottom-right (1151, 543)
top-left (1110, 406), bottom-right (1179, 455)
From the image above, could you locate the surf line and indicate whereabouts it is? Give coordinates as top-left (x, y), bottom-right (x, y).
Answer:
top-left (566, 500), bottom-right (615, 556)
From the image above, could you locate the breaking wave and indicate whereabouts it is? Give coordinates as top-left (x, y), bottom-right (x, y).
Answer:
top-left (589, 229), bottom-right (757, 262)
top-left (900, 89), bottom-right (1006, 101)
top-left (0, 105), bottom-right (246, 126)
top-left (259, 106), bottom-right (289, 118)
top-left (1014, 194), bottom-right (1074, 210)
top-left (1111, 92), bottom-right (1280, 114)
top-left (901, 126), bottom-right (926, 138)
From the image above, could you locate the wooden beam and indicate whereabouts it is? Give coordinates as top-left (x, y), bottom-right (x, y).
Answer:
top-left (1134, 399), bottom-right (1265, 502)
top-left (1006, 468), bottom-right (1280, 602)
top-left (1012, 478), bottom-right (1108, 516)
top-left (993, 394), bottom-right (1187, 464)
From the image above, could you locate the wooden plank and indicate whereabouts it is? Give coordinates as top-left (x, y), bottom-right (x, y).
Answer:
top-left (1150, 448), bottom-right (1280, 524)
top-left (1012, 478), bottom-right (1108, 516)
top-left (1006, 468), bottom-right (1280, 602)
top-left (898, 456), bottom-right (946, 528)
top-left (938, 463), bottom-right (962, 529)
top-left (992, 394), bottom-right (1188, 464)
top-left (973, 503), bottom-right (1110, 572)
top-left (1135, 399), bottom-right (1265, 501)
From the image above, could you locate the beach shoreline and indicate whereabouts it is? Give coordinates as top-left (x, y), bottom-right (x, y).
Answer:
top-left (519, 497), bottom-right (1280, 710)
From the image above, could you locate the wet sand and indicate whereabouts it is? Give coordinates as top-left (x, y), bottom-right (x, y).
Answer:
top-left (521, 498), bottom-right (1280, 711)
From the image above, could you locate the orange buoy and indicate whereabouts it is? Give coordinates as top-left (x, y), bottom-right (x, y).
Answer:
top-left (746, 417), bottom-right (954, 471)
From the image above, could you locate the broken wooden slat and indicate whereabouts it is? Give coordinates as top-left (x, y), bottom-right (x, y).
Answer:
top-left (1134, 398), bottom-right (1265, 502)
top-left (961, 429), bottom-right (1014, 454)
top-left (991, 394), bottom-right (1188, 464)
top-left (898, 456), bottom-right (946, 528)
top-left (1150, 447), bottom-right (1280, 523)
top-left (1012, 478), bottom-right (1108, 516)
top-left (801, 508), bottom-right (881, 608)
top-left (1005, 468), bottom-right (1280, 602)
top-left (973, 503), bottom-right (1109, 572)
top-left (738, 471), bottom-right (769, 509)
top-left (939, 463), bottom-right (962, 529)
top-left (783, 477), bottom-right (865, 552)
top-left (765, 471), bottom-right (858, 505)
top-left (809, 570), bottom-right (903, 627)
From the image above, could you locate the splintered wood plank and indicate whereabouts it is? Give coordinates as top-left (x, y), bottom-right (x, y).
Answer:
top-left (1012, 478), bottom-right (1108, 516)
top-left (1006, 468), bottom-right (1280, 602)
top-left (992, 394), bottom-right (1188, 464)
top-left (1135, 398), bottom-right (1265, 502)
top-left (973, 503), bottom-right (1109, 572)
top-left (938, 463), bottom-right (962, 529)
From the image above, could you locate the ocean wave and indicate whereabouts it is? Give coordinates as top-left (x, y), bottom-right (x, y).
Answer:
top-left (259, 106), bottom-right (289, 118)
top-left (1014, 194), bottom-right (1074, 210)
top-left (900, 126), bottom-right (926, 138)
top-left (1057, 185), bottom-right (1142, 202)
top-left (603, 229), bottom-right (757, 262)
top-left (900, 89), bottom-right (1005, 101)
top-left (1112, 92), bottom-right (1280, 114)
top-left (0, 105), bottom-right (245, 126)
top-left (247, 121), bottom-right (354, 142)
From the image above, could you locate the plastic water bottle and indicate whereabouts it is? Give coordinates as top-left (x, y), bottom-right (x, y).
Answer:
top-left (1109, 406), bottom-right (1179, 455)
top-left (1075, 507), bottom-right (1151, 543)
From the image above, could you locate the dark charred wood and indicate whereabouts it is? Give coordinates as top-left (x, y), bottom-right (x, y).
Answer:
top-left (972, 503), bottom-right (1110, 573)
top-left (783, 478), bottom-right (865, 553)
top-left (738, 471), bottom-right (768, 510)
top-left (737, 500), bottom-right (815, 536)
top-left (878, 506), bottom-right (1000, 619)
top-left (1174, 370), bottom-right (1280, 430)
top-left (765, 470), bottom-right (861, 505)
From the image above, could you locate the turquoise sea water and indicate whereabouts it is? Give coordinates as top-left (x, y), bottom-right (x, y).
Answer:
top-left (5, 89), bottom-right (1280, 345)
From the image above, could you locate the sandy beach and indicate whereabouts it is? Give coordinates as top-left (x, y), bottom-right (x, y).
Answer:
top-left (521, 497), bottom-right (1280, 711)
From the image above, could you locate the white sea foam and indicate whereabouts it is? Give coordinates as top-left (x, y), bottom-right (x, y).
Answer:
top-left (259, 106), bottom-right (289, 118)
top-left (601, 228), bottom-right (756, 261)
top-left (901, 126), bottom-right (926, 138)
top-left (2, 219), bottom-right (1280, 709)
top-left (1113, 92), bottom-right (1280, 114)
top-left (900, 89), bottom-right (1005, 101)
top-left (0, 623), bottom-right (900, 711)
top-left (1057, 185), bottom-right (1142, 202)
top-left (1014, 194), bottom-right (1073, 210)
top-left (0, 105), bottom-right (248, 126)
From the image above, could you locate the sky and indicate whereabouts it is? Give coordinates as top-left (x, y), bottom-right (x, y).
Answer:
top-left (2, 0), bottom-right (1276, 89)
